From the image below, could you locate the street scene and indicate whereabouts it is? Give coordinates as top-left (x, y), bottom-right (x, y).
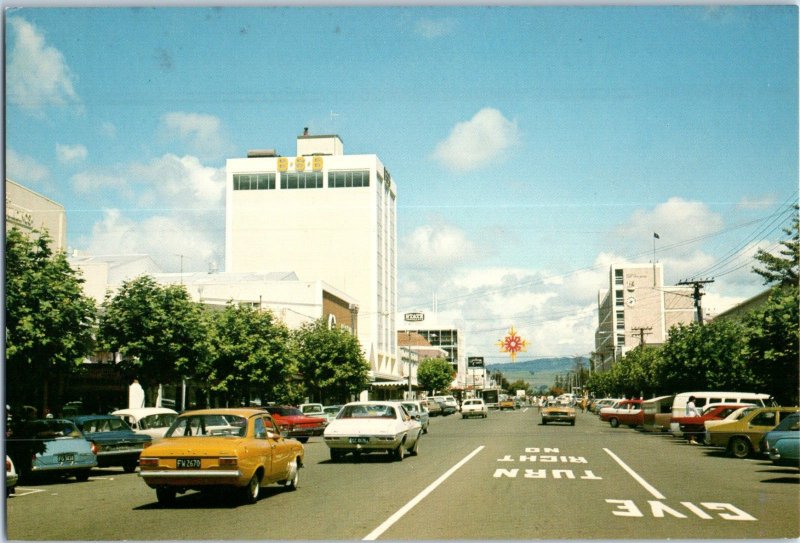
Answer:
top-left (7, 408), bottom-right (799, 540)
top-left (4, 5), bottom-right (799, 541)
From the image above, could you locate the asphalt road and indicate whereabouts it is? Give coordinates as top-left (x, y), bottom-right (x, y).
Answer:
top-left (5, 407), bottom-right (799, 540)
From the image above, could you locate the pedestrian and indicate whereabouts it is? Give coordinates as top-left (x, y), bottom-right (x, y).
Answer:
top-left (686, 396), bottom-right (701, 444)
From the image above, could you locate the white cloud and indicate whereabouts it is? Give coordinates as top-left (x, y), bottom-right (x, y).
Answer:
top-left (74, 154), bottom-right (226, 273)
top-left (159, 112), bottom-right (233, 160)
top-left (737, 194), bottom-right (777, 210)
top-left (617, 197), bottom-right (724, 243)
top-left (6, 148), bottom-right (51, 186)
top-left (400, 222), bottom-right (478, 270)
top-left (56, 143), bottom-right (88, 164)
top-left (432, 108), bottom-right (520, 171)
top-left (415, 18), bottom-right (456, 39)
top-left (81, 209), bottom-right (223, 272)
top-left (7, 17), bottom-right (80, 115)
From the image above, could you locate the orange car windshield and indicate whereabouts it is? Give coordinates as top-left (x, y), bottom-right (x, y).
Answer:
top-left (166, 414), bottom-right (247, 437)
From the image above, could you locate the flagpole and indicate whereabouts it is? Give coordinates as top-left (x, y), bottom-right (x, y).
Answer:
top-left (653, 233), bottom-right (658, 286)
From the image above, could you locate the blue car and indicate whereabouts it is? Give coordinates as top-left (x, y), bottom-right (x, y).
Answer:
top-left (762, 412), bottom-right (800, 467)
top-left (9, 419), bottom-right (97, 481)
top-left (71, 415), bottom-right (152, 473)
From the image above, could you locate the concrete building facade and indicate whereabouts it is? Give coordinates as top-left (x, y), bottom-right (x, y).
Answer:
top-left (595, 263), bottom-right (695, 371)
top-left (225, 133), bottom-right (397, 383)
top-left (5, 178), bottom-right (67, 252)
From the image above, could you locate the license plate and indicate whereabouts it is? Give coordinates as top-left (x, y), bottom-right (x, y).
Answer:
top-left (56, 453), bottom-right (74, 463)
top-left (176, 458), bottom-right (201, 469)
top-left (348, 437), bottom-right (369, 444)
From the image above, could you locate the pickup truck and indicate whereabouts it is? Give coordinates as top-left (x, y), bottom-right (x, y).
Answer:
top-left (599, 399), bottom-right (644, 428)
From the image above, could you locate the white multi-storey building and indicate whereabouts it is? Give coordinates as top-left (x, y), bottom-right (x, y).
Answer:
top-left (595, 263), bottom-right (695, 371)
top-left (226, 133), bottom-right (398, 382)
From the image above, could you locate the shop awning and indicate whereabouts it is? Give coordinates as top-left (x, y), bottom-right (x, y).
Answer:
top-left (370, 379), bottom-right (409, 388)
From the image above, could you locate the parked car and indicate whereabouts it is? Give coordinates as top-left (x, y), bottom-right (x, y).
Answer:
top-left (705, 407), bottom-right (800, 458)
top-left (263, 406), bottom-right (327, 443)
top-left (670, 391), bottom-right (774, 436)
top-left (591, 398), bottom-right (622, 414)
top-left (6, 456), bottom-right (18, 496)
top-left (762, 412), bottom-right (800, 467)
top-left (323, 401), bottom-right (422, 462)
top-left (430, 395), bottom-right (458, 415)
top-left (8, 419), bottom-right (97, 481)
top-left (460, 398), bottom-right (488, 419)
top-left (599, 399), bottom-right (644, 428)
top-left (111, 408), bottom-right (178, 442)
top-left (138, 408), bottom-right (304, 506)
top-left (299, 403), bottom-right (325, 417)
top-left (641, 395), bottom-right (674, 432)
top-left (401, 401), bottom-right (430, 433)
top-left (425, 399), bottom-right (443, 417)
top-left (322, 405), bottom-right (343, 423)
top-left (670, 404), bottom-right (754, 442)
top-left (541, 401), bottom-right (576, 426)
top-left (70, 414), bottom-right (152, 473)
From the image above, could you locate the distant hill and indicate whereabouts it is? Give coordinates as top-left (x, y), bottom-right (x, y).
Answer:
top-left (485, 357), bottom-right (590, 392)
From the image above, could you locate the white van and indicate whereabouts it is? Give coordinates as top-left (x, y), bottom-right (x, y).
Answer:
top-left (669, 391), bottom-right (774, 436)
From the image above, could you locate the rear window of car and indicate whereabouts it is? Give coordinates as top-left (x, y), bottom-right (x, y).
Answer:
top-left (340, 404), bottom-right (396, 419)
top-left (166, 414), bottom-right (247, 437)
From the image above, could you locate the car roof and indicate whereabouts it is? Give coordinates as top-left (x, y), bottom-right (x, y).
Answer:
top-left (112, 408), bottom-right (177, 416)
top-left (70, 414), bottom-right (122, 421)
top-left (178, 408), bottom-right (271, 417)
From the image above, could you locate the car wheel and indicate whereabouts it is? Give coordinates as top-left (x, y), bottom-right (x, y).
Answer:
top-left (609, 418), bottom-right (620, 428)
top-left (283, 460), bottom-right (299, 491)
top-left (393, 442), bottom-right (405, 461)
top-left (122, 462), bottom-right (137, 473)
top-left (156, 488), bottom-right (176, 506)
top-left (241, 473), bottom-right (260, 504)
top-left (729, 437), bottom-right (752, 459)
top-left (541, 419), bottom-right (547, 425)
top-left (570, 421), bottom-right (575, 426)
top-left (75, 470), bottom-right (91, 482)
top-left (409, 437), bottom-right (420, 456)
top-left (330, 448), bottom-right (343, 462)
top-left (423, 423), bottom-right (428, 434)
top-left (297, 437), bottom-right (309, 443)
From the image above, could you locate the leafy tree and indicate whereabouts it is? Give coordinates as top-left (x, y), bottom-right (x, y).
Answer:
top-left (752, 207), bottom-right (799, 287)
top-left (5, 228), bottom-right (96, 414)
top-left (201, 303), bottom-right (299, 407)
top-left (294, 319), bottom-right (369, 404)
top-left (506, 379), bottom-right (530, 395)
top-left (97, 276), bottom-right (208, 403)
top-left (653, 319), bottom-right (755, 395)
top-left (417, 357), bottom-right (453, 394)
top-left (744, 285), bottom-right (799, 405)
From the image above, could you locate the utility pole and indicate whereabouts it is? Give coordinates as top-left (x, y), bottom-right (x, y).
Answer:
top-left (631, 326), bottom-right (653, 347)
top-left (677, 278), bottom-right (715, 325)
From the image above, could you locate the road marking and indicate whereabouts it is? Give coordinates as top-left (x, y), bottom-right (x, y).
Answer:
top-left (603, 448), bottom-right (665, 500)
top-left (9, 487), bottom-right (45, 497)
top-left (362, 445), bottom-right (485, 541)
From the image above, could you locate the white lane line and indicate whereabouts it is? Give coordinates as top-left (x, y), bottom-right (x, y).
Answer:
top-left (603, 448), bottom-right (666, 500)
top-left (362, 445), bottom-right (485, 541)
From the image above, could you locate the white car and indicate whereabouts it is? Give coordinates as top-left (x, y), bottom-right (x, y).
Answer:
top-left (323, 401), bottom-right (422, 462)
top-left (430, 395), bottom-right (459, 415)
top-left (322, 405), bottom-right (343, 423)
top-left (299, 403), bottom-right (325, 417)
top-left (461, 399), bottom-right (488, 419)
top-left (6, 455), bottom-right (18, 496)
top-left (112, 408), bottom-right (178, 442)
top-left (401, 401), bottom-right (430, 433)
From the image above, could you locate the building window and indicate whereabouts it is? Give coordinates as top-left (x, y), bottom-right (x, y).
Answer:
top-left (281, 171), bottom-right (322, 189)
top-left (615, 290), bottom-right (624, 306)
top-left (616, 334), bottom-right (626, 346)
top-left (328, 170), bottom-right (370, 188)
top-left (233, 173), bottom-right (276, 190)
top-left (616, 311), bottom-right (625, 330)
top-left (614, 269), bottom-right (624, 285)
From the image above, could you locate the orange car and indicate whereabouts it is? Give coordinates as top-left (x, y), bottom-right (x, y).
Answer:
top-left (138, 408), bottom-right (304, 506)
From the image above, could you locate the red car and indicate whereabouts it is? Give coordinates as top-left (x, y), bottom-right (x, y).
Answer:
top-left (599, 399), bottom-right (644, 428)
top-left (671, 404), bottom-right (753, 442)
top-left (263, 406), bottom-right (326, 443)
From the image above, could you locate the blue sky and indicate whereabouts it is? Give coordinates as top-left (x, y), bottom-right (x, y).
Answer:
top-left (5, 5), bottom-right (798, 360)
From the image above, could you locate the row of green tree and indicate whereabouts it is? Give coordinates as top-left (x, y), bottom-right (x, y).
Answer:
top-left (6, 228), bottom-right (370, 414)
top-left (586, 213), bottom-right (799, 406)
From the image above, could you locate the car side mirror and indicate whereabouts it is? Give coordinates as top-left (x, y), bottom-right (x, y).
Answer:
top-left (266, 430), bottom-right (281, 440)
